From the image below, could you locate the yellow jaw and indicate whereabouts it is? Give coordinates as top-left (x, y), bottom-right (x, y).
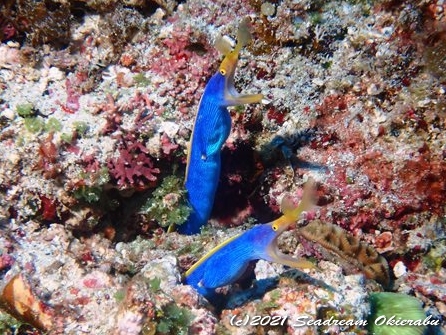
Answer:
top-left (266, 179), bottom-right (317, 270)
top-left (216, 18), bottom-right (263, 106)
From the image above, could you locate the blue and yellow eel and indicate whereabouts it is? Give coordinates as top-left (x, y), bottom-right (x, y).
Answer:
top-left (183, 180), bottom-right (316, 298)
top-left (177, 19), bottom-right (264, 235)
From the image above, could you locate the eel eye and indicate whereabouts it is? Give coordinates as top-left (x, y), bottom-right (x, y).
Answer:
top-left (219, 68), bottom-right (226, 75)
top-left (272, 224), bottom-right (278, 231)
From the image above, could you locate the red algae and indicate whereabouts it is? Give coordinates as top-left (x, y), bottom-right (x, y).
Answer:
top-left (38, 195), bottom-right (58, 222)
top-left (36, 133), bottom-right (61, 179)
top-left (359, 151), bottom-right (394, 192)
top-left (266, 106), bottom-right (287, 125)
top-left (397, 155), bottom-right (446, 213)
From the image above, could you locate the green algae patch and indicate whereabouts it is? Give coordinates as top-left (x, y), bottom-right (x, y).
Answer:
top-left (367, 292), bottom-right (427, 335)
top-left (140, 176), bottom-right (191, 228)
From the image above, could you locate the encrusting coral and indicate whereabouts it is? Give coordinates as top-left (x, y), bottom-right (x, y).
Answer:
top-left (299, 220), bottom-right (391, 287)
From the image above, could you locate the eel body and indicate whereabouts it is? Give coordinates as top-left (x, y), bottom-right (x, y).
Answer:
top-left (184, 184), bottom-right (315, 298)
top-left (178, 19), bottom-right (263, 234)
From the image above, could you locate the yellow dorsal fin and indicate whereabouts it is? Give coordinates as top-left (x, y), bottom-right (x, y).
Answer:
top-left (281, 178), bottom-right (315, 221)
top-left (215, 18), bottom-right (252, 56)
top-left (185, 233), bottom-right (242, 277)
top-left (215, 35), bottom-right (233, 56)
top-left (235, 17), bottom-right (252, 51)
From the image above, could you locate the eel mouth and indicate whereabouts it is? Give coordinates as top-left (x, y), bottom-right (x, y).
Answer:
top-left (217, 18), bottom-right (263, 106)
top-left (266, 237), bottom-right (316, 270)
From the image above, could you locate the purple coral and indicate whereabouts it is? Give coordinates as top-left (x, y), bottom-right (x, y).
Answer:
top-left (107, 134), bottom-right (160, 190)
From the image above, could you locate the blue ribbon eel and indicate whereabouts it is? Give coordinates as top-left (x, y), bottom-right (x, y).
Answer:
top-left (183, 180), bottom-right (316, 298)
top-left (177, 19), bottom-right (264, 234)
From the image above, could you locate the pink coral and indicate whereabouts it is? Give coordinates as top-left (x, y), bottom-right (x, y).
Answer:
top-left (147, 24), bottom-right (219, 116)
top-left (160, 133), bottom-right (178, 155)
top-left (98, 94), bottom-right (122, 135)
top-left (107, 134), bottom-right (160, 190)
top-left (150, 25), bottom-right (213, 80)
top-left (63, 78), bottom-right (80, 113)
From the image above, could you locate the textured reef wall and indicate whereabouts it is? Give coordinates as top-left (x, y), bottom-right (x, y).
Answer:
top-left (0, 0), bottom-right (445, 334)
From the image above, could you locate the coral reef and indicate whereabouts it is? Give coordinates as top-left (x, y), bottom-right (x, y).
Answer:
top-left (0, 0), bottom-right (445, 333)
